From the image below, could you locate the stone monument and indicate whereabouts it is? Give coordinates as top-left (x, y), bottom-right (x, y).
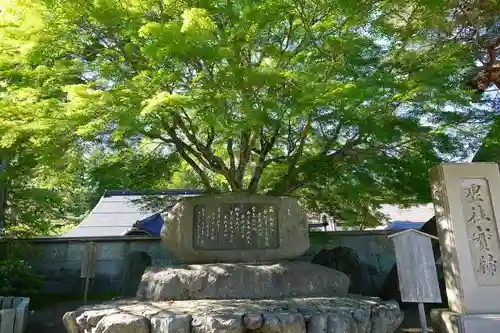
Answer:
top-left (429, 163), bottom-right (500, 333)
top-left (161, 194), bottom-right (309, 263)
top-left (62, 194), bottom-right (403, 333)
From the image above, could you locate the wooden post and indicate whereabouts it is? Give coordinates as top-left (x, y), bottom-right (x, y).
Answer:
top-left (388, 229), bottom-right (442, 332)
top-left (80, 242), bottom-right (98, 304)
top-left (418, 302), bottom-right (428, 333)
top-left (83, 275), bottom-right (90, 304)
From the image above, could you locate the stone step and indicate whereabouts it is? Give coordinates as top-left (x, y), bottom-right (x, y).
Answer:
top-left (63, 297), bottom-right (403, 333)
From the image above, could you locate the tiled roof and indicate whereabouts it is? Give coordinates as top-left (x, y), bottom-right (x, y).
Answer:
top-left (60, 189), bottom-right (202, 237)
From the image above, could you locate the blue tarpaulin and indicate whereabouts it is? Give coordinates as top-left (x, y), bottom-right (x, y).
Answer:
top-left (389, 221), bottom-right (426, 230)
top-left (135, 213), bottom-right (165, 236)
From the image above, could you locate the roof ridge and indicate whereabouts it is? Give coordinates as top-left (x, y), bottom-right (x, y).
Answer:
top-left (103, 189), bottom-right (206, 197)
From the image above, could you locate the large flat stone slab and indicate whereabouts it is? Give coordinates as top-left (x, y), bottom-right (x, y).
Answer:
top-left (457, 314), bottom-right (500, 333)
top-left (137, 262), bottom-right (349, 301)
top-left (431, 309), bottom-right (500, 333)
top-left (161, 194), bottom-right (309, 263)
top-left (63, 297), bottom-right (403, 333)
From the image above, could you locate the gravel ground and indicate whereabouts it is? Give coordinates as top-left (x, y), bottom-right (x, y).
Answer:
top-left (26, 300), bottom-right (433, 333)
top-left (26, 300), bottom-right (95, 333)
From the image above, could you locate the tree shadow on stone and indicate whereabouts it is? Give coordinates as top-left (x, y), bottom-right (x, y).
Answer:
top-left (311, 246), bottom-right (371, 295)
top-left (121, 251), bottom-right (152, 298)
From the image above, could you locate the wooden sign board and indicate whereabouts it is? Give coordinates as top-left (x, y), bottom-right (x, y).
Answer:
top-left (80, 242), bottom-right (98, 279)
top-left (388, 229), bottom-right (442, 303)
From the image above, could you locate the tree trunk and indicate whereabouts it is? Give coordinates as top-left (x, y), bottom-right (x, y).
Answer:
top-left (0, 155), bottom-right (7, 234)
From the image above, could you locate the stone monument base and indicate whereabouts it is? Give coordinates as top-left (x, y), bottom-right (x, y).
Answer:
top-left (63, 297), bottom-right (403, 333)
top-left (137, 261), bottom-right (350, 301)
top-left (431, 308), bottom-right (500, 333)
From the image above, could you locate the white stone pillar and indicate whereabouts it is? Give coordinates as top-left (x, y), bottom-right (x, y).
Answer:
top-left (430, 162), bottom-right (500, 315)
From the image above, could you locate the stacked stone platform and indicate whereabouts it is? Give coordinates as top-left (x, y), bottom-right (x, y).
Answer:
top-left (62, 194), bottom-right (403, 333)
top-left (63, 297), bottom-right (403, 333)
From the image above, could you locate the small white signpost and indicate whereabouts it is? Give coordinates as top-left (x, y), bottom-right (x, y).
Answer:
top-left (388, 229), bottom-right (442, 333)
top-left (80, 242), bottom-right (98, 303)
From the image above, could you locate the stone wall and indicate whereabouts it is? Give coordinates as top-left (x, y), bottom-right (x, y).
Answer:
top-left (3, 230), bottom-right (396, 297)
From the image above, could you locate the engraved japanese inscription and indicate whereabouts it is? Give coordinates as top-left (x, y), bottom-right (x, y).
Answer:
top-left (461, 178), bottom-right (500, 285)
top-left (193, 203), bottom-right (279, 250)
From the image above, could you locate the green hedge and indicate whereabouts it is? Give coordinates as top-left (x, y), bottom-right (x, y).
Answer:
top-left (0, 259), bottom-right (43, 296)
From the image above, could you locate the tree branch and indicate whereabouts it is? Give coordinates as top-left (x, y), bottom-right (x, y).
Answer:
top-left (148, 123), bottom-right (214, 192)
top-left (264, 155), bottom-right (289, 167)
top-left (0, 153), bottom-right (8, 232)
top-left (176, 146), bottom-right (213, 191)
top-left (233, 130), bottom-right (253, 190)
top-left (287, 113), bottom-right (312, 174)
top-left (267, 133), bottom-right (365, 195)
top-left (206, 126), bottom-right (215, 148)
top-left (172, 113), bottom-right (230, 176)
top-left (248, 126), bottom-right (280, 192)
top-left (227, 138), bottom-right (236, 173)
top-left (279, 14), bottom-right (295, 58)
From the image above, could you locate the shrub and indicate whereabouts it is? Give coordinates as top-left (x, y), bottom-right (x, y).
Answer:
top-left (0, 259), bottom-right (43, 296)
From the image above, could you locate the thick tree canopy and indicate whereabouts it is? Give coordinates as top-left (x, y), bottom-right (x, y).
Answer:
top-left (0, 0), bottom-right (499, 231)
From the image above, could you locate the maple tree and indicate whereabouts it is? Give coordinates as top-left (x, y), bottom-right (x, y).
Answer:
top-left (0, 0), bottom-right (498, 231)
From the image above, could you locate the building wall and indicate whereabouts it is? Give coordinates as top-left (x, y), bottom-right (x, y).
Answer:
top-left (5, 231), bottom-right (396, 297)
